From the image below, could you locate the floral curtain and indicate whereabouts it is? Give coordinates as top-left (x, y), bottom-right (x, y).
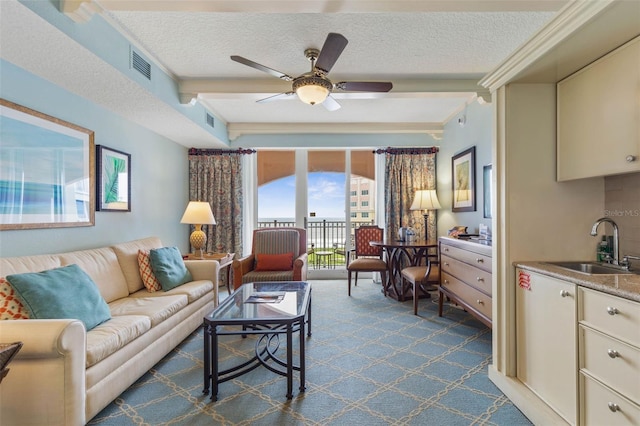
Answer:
top-left (187, 149), bottom-right (252, 283)
top-left (382, 147), bottom-right (438, 242)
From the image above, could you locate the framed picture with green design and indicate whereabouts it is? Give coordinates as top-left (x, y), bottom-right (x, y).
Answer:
top-left (96, 145), bottom-right (131, 212)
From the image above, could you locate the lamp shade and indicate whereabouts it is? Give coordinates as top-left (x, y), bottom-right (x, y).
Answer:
top-left (180, 201), bottom-right (216, 225)
top-left (410, 190), bottom-right (441, 211)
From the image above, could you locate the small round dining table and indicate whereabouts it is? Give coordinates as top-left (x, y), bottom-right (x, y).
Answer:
top-left (370, 239), bottom-right (438, 301)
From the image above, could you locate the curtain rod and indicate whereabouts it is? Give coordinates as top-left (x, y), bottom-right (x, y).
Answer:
top-left (373, 147), bottom-right (439, 155)
top-left (188, 148), bottom-right (256, 156)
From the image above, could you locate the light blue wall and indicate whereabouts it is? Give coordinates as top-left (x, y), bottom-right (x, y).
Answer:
top-left (437, 101), bottom-right (493, 236)
top-left (0, 60), bottom-right (191, 257)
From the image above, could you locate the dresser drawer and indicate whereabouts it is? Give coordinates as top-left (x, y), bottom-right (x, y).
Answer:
top-left (440, 244), bottom-right (491, 273)
top-left (580, 325), bottom-right (640, 404)
top-left (441, 254), bottom-right (491, 295)
top-left (581, 372), bottom-right (640, 426)
top-left (579, 287), bottom-right (640, 347)
top-left (441, 272), bottom-right (492, 319)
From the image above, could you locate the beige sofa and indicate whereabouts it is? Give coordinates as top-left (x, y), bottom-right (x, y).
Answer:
top-left (0, 237), bottom-right (219, 426)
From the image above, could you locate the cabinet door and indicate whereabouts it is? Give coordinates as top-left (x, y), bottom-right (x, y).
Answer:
top-left (557, 36), bottom-right (640, 181)
top-left (516, 269), bottom-right (578, 424)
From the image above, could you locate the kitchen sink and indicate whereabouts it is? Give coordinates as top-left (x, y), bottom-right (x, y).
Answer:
top-left (545, 261), bottom-right (634, 275)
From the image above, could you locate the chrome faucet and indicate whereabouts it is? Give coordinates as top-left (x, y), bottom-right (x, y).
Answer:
top-left (590, 218), bottom-right (620, 266)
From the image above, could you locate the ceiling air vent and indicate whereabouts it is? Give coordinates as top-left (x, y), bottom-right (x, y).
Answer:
top-left (131, 50), bottom-right (151, 80)
top-left (206, 113), bottom-right (215, 128)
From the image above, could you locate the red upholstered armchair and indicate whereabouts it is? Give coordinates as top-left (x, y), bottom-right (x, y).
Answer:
top-left (232, 227), bottom-right (308, 291)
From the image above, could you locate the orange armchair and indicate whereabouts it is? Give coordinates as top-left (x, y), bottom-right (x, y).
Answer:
top-left (232, 227), bottom-right (308, 291)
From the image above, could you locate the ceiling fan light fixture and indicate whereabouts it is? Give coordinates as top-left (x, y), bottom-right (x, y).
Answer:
top-left (293, 76), bottom-right (332, 105)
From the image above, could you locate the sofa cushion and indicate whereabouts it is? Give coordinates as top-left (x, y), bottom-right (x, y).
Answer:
top-left (7, 264), bottom-right (111, 331)
top-left (59, 247), bottom-right (129, 303)
top-left (130, 280), bottom-right (213, 304)
top-left (137, 250), bottom-right (162, 292)
top-left (108, 294), bottom-right (188, 327)
top-left (149, 247), bottom-right (193, 291)
top-left (255, 252), bottom-right (294, 271)
top-left (86, 315), bottom-right (151, 368)
top-left (0, 254), bottom-right (62, 276)
top-left (0, 277), bottom-right (29, 320)
top-left (112, 237), bottom-right (163, 294)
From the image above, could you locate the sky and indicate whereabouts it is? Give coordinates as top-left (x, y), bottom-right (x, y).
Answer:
top-left (258, 172), bottom-right (346, 219)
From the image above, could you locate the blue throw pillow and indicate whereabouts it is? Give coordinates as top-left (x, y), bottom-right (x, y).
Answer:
top-left (149, 246), bottom-right (193, 291)
top-left (7, 264), bottom-right (111, 331)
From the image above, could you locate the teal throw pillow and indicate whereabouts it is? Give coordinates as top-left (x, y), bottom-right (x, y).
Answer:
top-left (7, 264), bottom-right (111, 331)
top-left (149, 246), bottom-right (193, 291)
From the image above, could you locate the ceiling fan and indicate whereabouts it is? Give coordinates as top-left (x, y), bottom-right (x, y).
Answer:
top-left (231, 33), bottom-right (393, 111)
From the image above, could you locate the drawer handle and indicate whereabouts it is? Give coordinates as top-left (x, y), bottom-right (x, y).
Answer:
top-left (608, 402), bottom-right (621, 412)
top-left (560, 290), bottom-right (570, 298)
top-left (444, 262), bottom-right (449, 266)
top-left (607, 349), bottom-right (620, 359)
top-left (475, 258), bottom-right (484, 263)
top-left (476, 299), bottom-right (484, 305)
top-left (476, 277), bottom-right (484, 282)
top-left (444, 279), bottom-right (449, 284)
top-left (607, 306), bottom-right (619, 316)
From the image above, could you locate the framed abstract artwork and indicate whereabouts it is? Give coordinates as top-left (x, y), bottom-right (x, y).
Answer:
top-left (483, 164), bottom-right (493, 218)
top-left (451, 146), bottom-right (476, 212)
top-left (96, 145), bottom-right (131, 212)
top-left (0, 99), bottom-right (95, 230)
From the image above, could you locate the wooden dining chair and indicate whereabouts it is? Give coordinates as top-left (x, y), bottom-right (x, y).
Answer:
top-left (346, 225), bottom-right (387, 296)
top-left (400, 250), bottom-right (440, 315)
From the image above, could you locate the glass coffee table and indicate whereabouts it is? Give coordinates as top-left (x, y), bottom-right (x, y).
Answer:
top-left (203, 281), bottom-right (312, 401)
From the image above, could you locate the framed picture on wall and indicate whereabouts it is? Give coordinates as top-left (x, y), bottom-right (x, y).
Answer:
top-left (483, 164), bottom-right (492, 218)
top-left (0, 99), bottom-right (95, 230)
top-left (451, 146), bottom-right (476, 212)
top-left (96, 145), bottom-right (131, 212)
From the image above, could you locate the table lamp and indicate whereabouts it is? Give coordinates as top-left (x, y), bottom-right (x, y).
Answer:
top-left (180, 201), bottom-right (216, 259)
top-left (410, 189), bottom-right (441, 241)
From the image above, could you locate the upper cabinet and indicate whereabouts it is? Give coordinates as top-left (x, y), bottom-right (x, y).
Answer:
top-left (557, 36), bottom-right (640, 181)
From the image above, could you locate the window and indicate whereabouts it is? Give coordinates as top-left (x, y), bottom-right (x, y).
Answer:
top-left (350, 191), bottom-right (357, 196)
top-left (361, 190), bottom-right (369, 195)
top-left (351, 212), bottom-right (357, 218)
top-left (362, 212), bottom-right (369, 218)
top-left (351, 201), bottom-right (357, 207)
top-left (361, 201), bottom-right (369, 207)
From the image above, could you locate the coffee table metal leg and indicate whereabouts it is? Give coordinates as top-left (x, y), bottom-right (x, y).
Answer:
top-left (299, 318), bottom-right (306, 393)
top-left (211, 326), bottom-right (219, 401)
top-left (286, 324), bottom-right (293, 399)
top-left (203, 322), bottom-right (210, 395)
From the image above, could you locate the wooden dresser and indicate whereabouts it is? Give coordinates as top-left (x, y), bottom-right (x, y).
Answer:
top-left (438, 236), bottom-right (492, 328)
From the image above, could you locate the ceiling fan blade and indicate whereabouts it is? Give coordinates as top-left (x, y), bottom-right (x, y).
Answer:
top-left (256, 92), bottom-right (295, 103)
top-left (230, 56), bottom-right (293, 81)
top-left (335, 81), bottom-right (393, 92)
top-left (315, 33), bottom-right (348, 75)
top-left (322, 95), bottom-right (341, 111)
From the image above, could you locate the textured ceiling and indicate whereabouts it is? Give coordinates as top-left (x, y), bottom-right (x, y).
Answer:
top-left (2, 0), bottom-right (567, 147)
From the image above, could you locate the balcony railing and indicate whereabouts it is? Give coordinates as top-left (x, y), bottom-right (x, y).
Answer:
top-left (257, 218), bottom-right (375, 266)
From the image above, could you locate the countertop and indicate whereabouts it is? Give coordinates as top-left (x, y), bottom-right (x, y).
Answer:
top-left (516, 261), bottom-right (640, 303)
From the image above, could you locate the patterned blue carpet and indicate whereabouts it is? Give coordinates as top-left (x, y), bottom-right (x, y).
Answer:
top-left (89, 280), bottom-right (532, 425)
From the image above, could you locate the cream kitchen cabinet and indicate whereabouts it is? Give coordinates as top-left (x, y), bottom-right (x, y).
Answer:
top-left (578, 287), bottom-right (640, 426)
top-left (557, 36), bottom-right (640, 181)
top-left (515, 268), bottom-right (578, 425)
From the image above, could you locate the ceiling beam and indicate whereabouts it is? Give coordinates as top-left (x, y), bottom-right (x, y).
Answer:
top-left (180, 78), bottom-right (491, 103)
top-left (227, 122), bottom-right (443, 141)
top-left (62, 0), bottom-right (568, 21)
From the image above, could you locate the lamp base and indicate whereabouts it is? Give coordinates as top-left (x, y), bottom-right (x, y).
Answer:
top-left (423, 213), bottom-right (429, 242)
top-left (190, 229), bottom-right (207, 259)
